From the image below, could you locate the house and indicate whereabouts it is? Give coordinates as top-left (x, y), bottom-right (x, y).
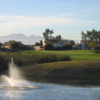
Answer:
top-left (73, 40), bottom-right (90, 50)
top-left (34, 46), bottom-right (43, 50)
top-left (42, 39), bottom-right (69, 47)
top-left (80, 40), bottom-right (90, 50)
top-left (72, 43), bottom-right (82, 49)
top-left (52, 43), bottom-right (62, 48)
top-left (2, 42), bottom-right (11, 49)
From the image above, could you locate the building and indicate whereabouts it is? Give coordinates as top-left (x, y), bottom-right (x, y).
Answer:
top-left (42, 39), bottom-right (69, 47)
top-left (52, 43), bottom-right (63, 48)
top-left (34, 46), bottom-right (43, 50)
top-left (2, 42), bottom-right (11, 49)
top-left (80, 40), bottom-right (90, 50)
top-left (72, 44), bottom-right (82, 49)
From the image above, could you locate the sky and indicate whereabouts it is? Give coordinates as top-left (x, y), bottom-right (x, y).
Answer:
top-left (0, 0), bottom-right (100, 41)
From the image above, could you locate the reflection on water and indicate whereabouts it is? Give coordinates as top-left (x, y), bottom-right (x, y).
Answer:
top-left (0, 81), bottom-right (100, 100)
top-left (3, 90), bottom-right (25, 100)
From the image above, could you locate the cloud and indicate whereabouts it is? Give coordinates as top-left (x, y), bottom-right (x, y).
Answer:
top-left (0, 15), bottom-right (99, 36)
top-left (0, 15), bottom-right (74, 28)
top-left (0, 15), bottom-right (76, 36)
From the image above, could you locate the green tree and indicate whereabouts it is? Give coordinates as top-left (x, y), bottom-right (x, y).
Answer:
top-left (11, 42), bottom-right (23, 49)
top-left (68, 40), bottom-right (75, 46)
top-left (0, 43), bottom-right (2, 48)
top-left (43, 28), bottom-right (53, 44)
top-left (55, 35), bottom-right (61, 42)
top-left (40, 40), bottom-right (43, 45)
top-left (88, 40), bottom-right (97, 48)
top-left (62, 45), bottom-right (72, 50)
top-left (35, 42), bottom-right (40, 46)
top-left (81, 29), bottom-right (100, 47)
top-left (81, 31), bottom-right (86, 41)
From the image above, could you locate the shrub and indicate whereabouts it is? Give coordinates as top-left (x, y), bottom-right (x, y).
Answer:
top-left (94, 46), bottom-right (100, 50)
top-left (62, 45), bottom-right (72, 50)
top-left (44, 44), bottom-right (54, 50)
top-left (0, 51), bottom-right (71, 71)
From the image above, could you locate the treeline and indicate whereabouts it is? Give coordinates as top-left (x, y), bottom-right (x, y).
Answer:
top-left (81, 29), bottom-right (100, 49)
top-left (44, 44), bottom-right (72, 50)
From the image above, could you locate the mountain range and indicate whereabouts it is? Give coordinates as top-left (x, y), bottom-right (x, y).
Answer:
top-left (0, 34), bottom-right (43, 45)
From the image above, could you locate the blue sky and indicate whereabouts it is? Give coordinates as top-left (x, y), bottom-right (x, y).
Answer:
top-left (0, 0), bottom-right (100, 41)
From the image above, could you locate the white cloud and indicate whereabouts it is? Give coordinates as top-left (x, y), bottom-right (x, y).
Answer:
top-left (0, 15), bottom-right (74, 27)
top-left (0, 15), bottom-right (100, 36)
top-left (0, 15), bottom-right (75, 35)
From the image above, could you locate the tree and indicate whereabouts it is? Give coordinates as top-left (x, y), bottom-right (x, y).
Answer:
top-left (35, 40), bottom-right (43, 46)
top-left (81, 31), bottom-right (86, 41)
top-left (35, 42), bottom-right (41, 46)
top-left (9, 40), bottom-right (16, 44)
top-left (62, 45), bottom-right (72, 50)
top-left (50, 29), bottom-right (54, 40)
top-left (11, 42), bottom-right (23, 49)
top-left (40, 40), bottom-right (43, 45)
top-left (43, 28), bottom-right (61, 45)
top-left (55, 35), bottom-right (61, 42)
top-left (68, 40), bottom-right (75, 46)
top-left (88, 40), bottom-right (97, 48)
top-left (81, 29), bottom-right (100, 47)
top-left (43, 28), bottom-right (54, 44)
top-left (0, 43), bottom-right (2, 48)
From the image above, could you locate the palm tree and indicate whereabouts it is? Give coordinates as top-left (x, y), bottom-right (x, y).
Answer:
top-left (81, 31), bottom-right (86, 41)
top-left (43, 28), bottom-right (51, 44)
top-left (50, 29), bottom-right (54, 40)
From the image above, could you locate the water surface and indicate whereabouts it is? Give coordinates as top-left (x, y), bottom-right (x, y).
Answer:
top-left (0, 81), bottom-right (100, 100)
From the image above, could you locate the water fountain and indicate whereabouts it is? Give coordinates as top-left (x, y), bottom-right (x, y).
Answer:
top-left (0, 58), bottom-right (37, 90)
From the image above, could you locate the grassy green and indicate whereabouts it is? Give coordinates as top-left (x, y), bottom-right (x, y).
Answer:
top-left (19, 50), bottom-right (100, 61)
top-left (0, 50), bottom-right (70, 71)
top-left (0, 50), bottom-right (100, 85)
top-left (21, 61), bottom-right (100, 85)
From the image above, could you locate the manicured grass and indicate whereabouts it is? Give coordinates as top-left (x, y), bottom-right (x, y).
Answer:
top-left (21, 61), bottom-right (100, 85)
top-left (0, 50), bottom-right (100, 85)
top-left (20, 50), bottom-right (100, 61)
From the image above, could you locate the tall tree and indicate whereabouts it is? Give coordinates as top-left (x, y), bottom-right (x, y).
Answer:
top-left (43, 28), bottom-right (62, 46)
top-left (55, 35), bottom-right (61, 42)
top-left (81, 31), bottom-right (86, 41)
top-left (81, 29), bottom-right (100, 47)
top-left (88, 40), bottom-right (97, 48)
top-left (0, 43), bottom-right (2, 48)
top-left (50, 29), bottom-right (54, 40)
top-left (43, 28), bottom-right (53, 44)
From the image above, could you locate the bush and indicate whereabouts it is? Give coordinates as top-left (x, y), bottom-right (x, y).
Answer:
top-left (62, 45), bottom-right (72, 50)
top-left (44, 44), bottom-right (54, 50)
top-left (0, 51), bottom-right (71, 71)
top-left (94, 46), bottom-right (100, 50)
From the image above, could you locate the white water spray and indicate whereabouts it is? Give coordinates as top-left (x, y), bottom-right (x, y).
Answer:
top-left (0, 58), bottom-right (37, 89)
top-left (1, 58), bottom-right (22, 87)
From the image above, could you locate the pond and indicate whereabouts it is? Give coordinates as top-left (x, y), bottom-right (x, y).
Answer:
top-left (0, 81), bottom-right (100, 100)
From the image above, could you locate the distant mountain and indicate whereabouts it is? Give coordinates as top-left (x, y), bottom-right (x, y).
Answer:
top-left (0, 34), bottom-right (43, 45)
top-left (7, 34), bottom-right (26, 37)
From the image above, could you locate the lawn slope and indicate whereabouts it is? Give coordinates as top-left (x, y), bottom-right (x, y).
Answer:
top-left (21, 61), bottom-right (100, 85)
